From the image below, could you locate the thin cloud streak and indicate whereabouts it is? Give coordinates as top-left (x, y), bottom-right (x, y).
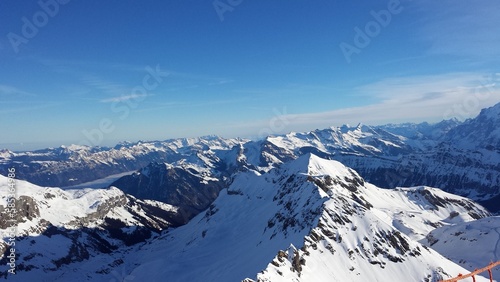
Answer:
top-left (100, 94), bottom-right (152, 103)
top-left (220, 73), bottom-right (500, 138)
top-left (135, 97), bottom-right (252, 113)
top-left (0, 84), bottom-right (37, 98)
top-left (412, 0), bottom-right (500, 58)
top-left (0, 102), bottom-right (63, 115)
top-left (81, 76), bottom-right (128, 97)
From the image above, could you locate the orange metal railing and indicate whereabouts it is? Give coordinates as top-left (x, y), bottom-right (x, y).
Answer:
top-left (439, 261), bottom-right (500, 282)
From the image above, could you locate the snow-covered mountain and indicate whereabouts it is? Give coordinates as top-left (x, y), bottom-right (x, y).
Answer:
top-left (230, 103), bottom-right (500, 209)
top-left (375, 119), bottom-right (462, 141)
top-left (445, 102), bottom-right (500, 150)
top-left (0, 136), bottom-right (244, 188)
top-left (2, 154), bottom-right (492, 281)
top-left (0, 175), bottom-right (180, 279)
top-left (2, 103), bottom-right (500, 213)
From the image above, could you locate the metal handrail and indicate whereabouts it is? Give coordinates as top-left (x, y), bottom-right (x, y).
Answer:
top-left (439, 261), bottom-right (500, 282)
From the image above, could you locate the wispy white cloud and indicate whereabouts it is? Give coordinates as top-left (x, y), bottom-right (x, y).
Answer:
top-left (100, 94), bottom-right (153, 103)
top-left (0, 84), bottom-right (37, 98)
top-left (35, 57), bottom-right (152, 74)
top-left (80, 76), bottom-right (128, 96)
top-left (0, 84), bottom-right (64, 115)
top-left (135, 97), bottom-right (251, 113)
top-left (34, 57), bottom-right (231, 85)
top-left (354, 72), bottom-right (488, 101)
top-left (0, 102), bottom-right (63, 115)
top-left (32, 57), bottom-right (233, 100)
top-left (303, 73), bottom-right (500, 123)
top-left (376, 55), bottom-right (431, 67)
top-left (208, 80), bottom-right (234, 86)
top-left (133, 102), bottom-right (184, 113)
top-left (218, 72), bottom-right (500, 137)
top-left (411, 0), bottom-right (500, 58)
top-left (81, 75), bottom-right (153, 104)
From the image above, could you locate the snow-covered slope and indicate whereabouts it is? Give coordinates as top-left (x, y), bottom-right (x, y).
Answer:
top-left (0, 175), bottom-right (179, 234)
top-left (1, 154), bottom-right (494, 281)
top-left (251, 155), bottom-right (491, 282)
top-left (0, 175), bottom-right (180, 279)
top-left (16, 153), bottom-right (485, 282)
top-left (126, 154), bottom-right (490, 282)
top-left (423, 216), bottom-right (500, 279)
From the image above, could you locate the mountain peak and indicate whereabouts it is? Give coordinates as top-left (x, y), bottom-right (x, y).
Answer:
top-left (274, 153), bottom-right (366, 197)
top-left (478, 101), bottom-right (500, 120)
top-left (0, 149), bottom-right (13, 159)
top-left (279, 153), bottom-right (353, 178)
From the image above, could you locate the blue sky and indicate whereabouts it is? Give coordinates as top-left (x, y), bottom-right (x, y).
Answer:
top-left (1, 0), bottom-right (499, 150)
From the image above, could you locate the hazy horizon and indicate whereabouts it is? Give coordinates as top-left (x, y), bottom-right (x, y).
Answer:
top-left (0, 103), bottom-right (494, 152)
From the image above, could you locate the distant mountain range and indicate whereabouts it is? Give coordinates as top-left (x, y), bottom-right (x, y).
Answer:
top-left (2, 102), bottom-right (499, 212)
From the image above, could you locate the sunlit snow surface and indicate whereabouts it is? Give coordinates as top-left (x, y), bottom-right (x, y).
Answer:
top-left (424, 216), bottom-right (500, 280)
top-left (0, 154), bottom-right (496, 282)
top-left (80, 156), bottom-right (494, 281)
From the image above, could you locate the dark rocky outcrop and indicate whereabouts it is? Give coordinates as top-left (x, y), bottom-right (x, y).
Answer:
top-left (111, 163), bottom-right (225, 224)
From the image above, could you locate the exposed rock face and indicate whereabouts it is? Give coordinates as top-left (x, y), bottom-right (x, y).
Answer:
top-left (0, 176), bottom-right (180, 278)
top-left (110, 163), bottom-right (225, 224)
top-left (0, 196), bottom-right (40, 229)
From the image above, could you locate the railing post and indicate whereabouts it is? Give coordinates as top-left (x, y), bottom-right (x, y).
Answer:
top-left (438, 260), bottom-right (500, 282)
